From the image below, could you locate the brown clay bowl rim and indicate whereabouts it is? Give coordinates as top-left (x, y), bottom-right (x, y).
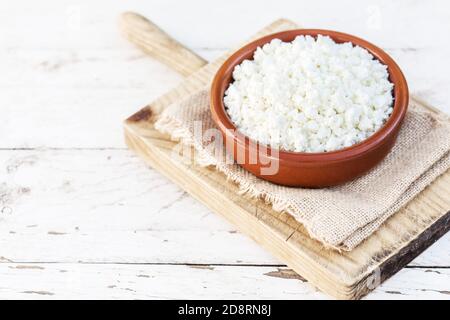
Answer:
top-left (210, 29), bottom-right (409, 164)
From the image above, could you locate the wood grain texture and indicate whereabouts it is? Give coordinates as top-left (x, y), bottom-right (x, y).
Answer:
top-left (0, 148), bottom-right (447, 267)
top-left (124, 19), bottom-right (450, 299)
top-left (119, 12), bottom-right (207, 77)
top-left (1, 262), bottom-right (450, 300)
top-left (1, 0), bottom-right (449, 299)
top-left (1, 263), bottom-right (449, 300)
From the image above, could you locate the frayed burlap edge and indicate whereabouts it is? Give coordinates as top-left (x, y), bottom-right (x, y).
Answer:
top-left (154, 95), bottom-right (450, 251)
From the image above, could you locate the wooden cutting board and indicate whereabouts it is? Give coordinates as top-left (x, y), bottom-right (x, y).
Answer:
top-left (121, 15), bottom-right (450, 299)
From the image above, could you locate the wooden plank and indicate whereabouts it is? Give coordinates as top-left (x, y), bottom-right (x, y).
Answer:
top-left (124, 19), bottom-right (450, 299)
top-left (1, 0), bottom-right (448, 51)
top-left (0, 148), bottom-right (448, 266)
top-left (0, 149), bottom-right (277, 264)
top-left (367, 267), bottom-right (450, 300)
top-left (0, 148), bottom-right (448, 267)
top-left (0, 263), bottom-right (448, 300)
top-left (0, 263), bottom-right (323, 300)
top-left (119, 12), bottom-right (207, 77)
top-left (0, 48), bottom-right (183, 89)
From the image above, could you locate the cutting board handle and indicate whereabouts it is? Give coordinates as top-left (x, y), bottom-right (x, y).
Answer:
top-left (119, 12), bottom-right (207, 77)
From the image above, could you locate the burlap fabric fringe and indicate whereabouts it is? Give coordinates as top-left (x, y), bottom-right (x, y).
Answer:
top-left (155, 88), bottom-right (450, 251)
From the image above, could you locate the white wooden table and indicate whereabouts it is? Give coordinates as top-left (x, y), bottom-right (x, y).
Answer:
top-left (1, 0), bottom-right (449, 299)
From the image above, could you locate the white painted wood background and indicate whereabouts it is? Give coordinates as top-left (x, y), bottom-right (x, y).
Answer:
top-left (0, 0), bottom-right (449, 299)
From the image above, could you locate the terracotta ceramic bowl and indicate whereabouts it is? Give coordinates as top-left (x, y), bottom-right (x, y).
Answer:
top-left (210, 29), bottom-right (408, 187)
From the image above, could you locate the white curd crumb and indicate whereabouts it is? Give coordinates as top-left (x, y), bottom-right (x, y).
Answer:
top-left (223, 35), bottom-right (394, 153)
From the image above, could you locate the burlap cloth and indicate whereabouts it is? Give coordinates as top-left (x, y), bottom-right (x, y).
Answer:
top-left (155, 88), bottom-right (450, 251)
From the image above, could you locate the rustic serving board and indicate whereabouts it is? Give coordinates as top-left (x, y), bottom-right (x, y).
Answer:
top-left (123, 18), bottom-right (450, 299)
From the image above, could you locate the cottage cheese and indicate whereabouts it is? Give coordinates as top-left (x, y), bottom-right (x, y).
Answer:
top-left (223, 35), bottom-right (394, 153)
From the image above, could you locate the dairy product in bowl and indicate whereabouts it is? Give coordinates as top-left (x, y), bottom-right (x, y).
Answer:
top-left (223, 35), bottom-right (394, 153)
